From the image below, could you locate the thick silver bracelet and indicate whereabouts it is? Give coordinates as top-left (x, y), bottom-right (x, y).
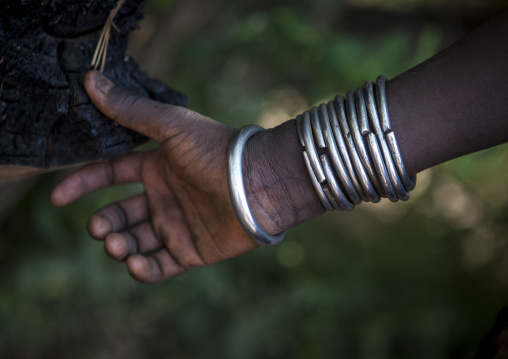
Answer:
top-left (297, 75), bottom-right (417, 210)
top-left (227, 125), bottom-right (287, 247)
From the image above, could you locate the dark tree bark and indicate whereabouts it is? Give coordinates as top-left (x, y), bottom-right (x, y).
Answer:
top-left (0, 0), bottom-right (186, 170)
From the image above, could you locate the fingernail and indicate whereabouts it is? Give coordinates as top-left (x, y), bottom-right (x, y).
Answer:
top-left (94, 72), bottom-right (114, 97)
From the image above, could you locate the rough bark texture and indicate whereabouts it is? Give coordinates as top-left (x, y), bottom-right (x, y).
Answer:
top-left (0, 0), bottom-right (186, 168)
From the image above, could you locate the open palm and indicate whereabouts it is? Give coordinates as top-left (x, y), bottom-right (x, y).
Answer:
top-left (51, 71), bottom-right (258, 283)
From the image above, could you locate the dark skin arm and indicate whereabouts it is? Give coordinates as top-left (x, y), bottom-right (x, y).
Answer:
top-left (389, 10), bottom-right (508, 173)
top-left (51, 11), bottom-right (508, 284)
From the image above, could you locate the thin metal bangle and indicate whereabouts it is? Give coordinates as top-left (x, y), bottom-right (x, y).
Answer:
top-left (375, 76), bottom-right (392, 133)
top-left (310, 106), bottom-right (326, 149)
top-left (333, 95), bottom-right (381, 203)
top-left (320, 154), bottom-right (355, 211)
top-left (345, 90), bottom-right (386, 198)
top-left (326, 100), bottom-right (369, 202)
top-left (355, 87), bottom-right (398, 202)
top-left (302, 110), bottom-right (326, 183)
top-left (318, 103), bottom-right (362, 205)
top-left (298, 115), bottom-right (338, 210)
top-left (376, 76), bottom-right (417, 191)
top-left (364, 81), bottom-right (410, 200)
top-left (227, 125), bottom-right (287, 247)
top-left (386, 132), bottom-right (417, 192)
top-left (298, 110), bottom-right (348, 210)
top-left (322, 183), bottom-right (344, 211)
top-left (295, 115), bottom-right (305, 147)
top-left (303, 151), bottom-right (335, 211)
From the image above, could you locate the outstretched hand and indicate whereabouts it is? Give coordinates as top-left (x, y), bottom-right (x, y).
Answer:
top-left (51, 71), bottom-right (261, 283)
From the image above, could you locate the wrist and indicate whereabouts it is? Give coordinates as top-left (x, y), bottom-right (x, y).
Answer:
top-left (243, 120), bottom-right (325, 235)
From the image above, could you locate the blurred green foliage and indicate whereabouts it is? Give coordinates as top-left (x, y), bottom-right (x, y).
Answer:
top-left (2, 0), bottom-right (508, 358)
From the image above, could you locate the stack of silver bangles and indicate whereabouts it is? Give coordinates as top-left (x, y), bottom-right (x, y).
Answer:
top-left (227, 76), bottom-right (417, 247)
top-left (295, 76), bottom-right (417, 211)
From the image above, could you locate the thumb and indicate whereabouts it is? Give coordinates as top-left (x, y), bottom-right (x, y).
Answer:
top-left (84, 70), bottom-right (185, 143)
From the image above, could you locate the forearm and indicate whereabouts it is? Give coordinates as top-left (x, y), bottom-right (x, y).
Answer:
top-left (246, 11), bottom-right (508, 234)
top-left (388, 10), bottom-right (508, 174)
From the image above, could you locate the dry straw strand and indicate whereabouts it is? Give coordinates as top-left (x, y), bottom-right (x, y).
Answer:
top-left (91, 0), bottom-right (126, 73)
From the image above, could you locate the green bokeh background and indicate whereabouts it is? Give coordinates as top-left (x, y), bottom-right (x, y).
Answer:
top-left (2, 0), bottom-right (508, 358)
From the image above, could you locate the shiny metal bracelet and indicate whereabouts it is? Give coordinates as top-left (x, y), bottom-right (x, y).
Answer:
top-left (302, 110), bottom-right (326, 183)
top-left (297, 115), bottom-right (337, 211)
top-left (296, 75), bottom-right (417, 211)
top-left (227, 125), bottom-right (287, 247)
top-left (364, 80), bottom-right (409, 200)
top-left (375, 76), bottom-right (417, 192)
top-left (355, 87), bottom-right (398, 202)
top-left (332, 96), bottom-right (380, 203)
top-left (325, 101), bottom-right (368, 202)
top-left (319, 103), bottom-right (362, 205)
top-left (345, 90), bottom-right (386, 198)
top-left (303, 151), bottom-right (336, 211)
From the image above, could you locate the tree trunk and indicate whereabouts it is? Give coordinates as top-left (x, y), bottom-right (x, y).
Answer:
top-left (0, 0), bottom-right (186, 175)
